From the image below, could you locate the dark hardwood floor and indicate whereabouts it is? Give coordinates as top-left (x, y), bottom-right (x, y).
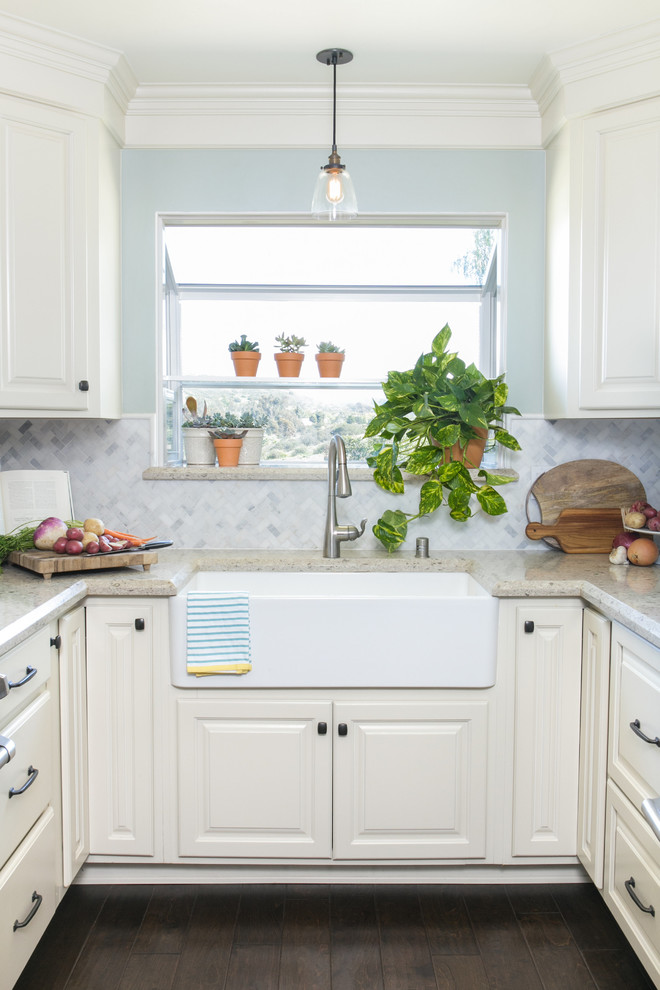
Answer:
top-left (14, 882), bottom-right (655, 990)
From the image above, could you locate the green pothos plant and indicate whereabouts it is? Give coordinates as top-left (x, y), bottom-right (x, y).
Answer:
top-left (365, 325), bottom-right (521, 553)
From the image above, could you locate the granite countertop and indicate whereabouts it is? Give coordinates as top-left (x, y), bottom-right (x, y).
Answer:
top-left (1, 546), bottom-right (660, 656)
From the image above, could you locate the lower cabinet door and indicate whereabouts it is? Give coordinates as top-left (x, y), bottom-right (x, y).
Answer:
top-left (604, 780), bottom-right (660, 988)
top-left (0, 808), bottom-right (58, 990)
top-left (176, 698), bottom-right (333, 858)
top-left (332, 699), bottom-right (489, 860)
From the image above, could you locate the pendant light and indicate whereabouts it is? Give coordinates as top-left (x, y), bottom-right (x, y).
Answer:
top-left (311, 48), bottom-right (357, 221)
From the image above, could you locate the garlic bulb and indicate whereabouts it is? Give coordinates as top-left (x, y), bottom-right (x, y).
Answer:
top-left (609, 546), bottom-right (629, 565)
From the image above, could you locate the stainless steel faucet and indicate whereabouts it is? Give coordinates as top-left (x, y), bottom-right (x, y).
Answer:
top-left (323, 434), bottom-right (367, 558)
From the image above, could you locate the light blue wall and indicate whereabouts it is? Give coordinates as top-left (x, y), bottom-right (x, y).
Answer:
top-left (121, 149), bottom-right (545, 414)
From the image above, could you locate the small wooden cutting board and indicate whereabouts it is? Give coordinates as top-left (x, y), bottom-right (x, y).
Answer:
top-left (9, 549), bottom-right (158, 580)
top-left (525, 508), bottom-right (626, 553)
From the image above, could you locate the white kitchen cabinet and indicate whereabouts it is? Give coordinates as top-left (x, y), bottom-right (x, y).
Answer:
top-left (577, 608), bottom-right (611, 887)
top-left (332, 699), bottom-right (489, 860)
top-left (0, 94), bottom-right (120, 418)
top-left (0, 624), bottom-right (61, 990)
top-left (545, 97), bottom-right (660, 417)
top-left (603, 623), bottom-right (660, 988)
top-left (509, 602), bottom-right (583, 858)
top-left (175, 693), bottom-right (491, 862)
top-left (86, 600), bottom-right (167, 860)
top-left (58, 607), bottom-right (89, 887)
top-left (177, 697), bottom-right (333, 858)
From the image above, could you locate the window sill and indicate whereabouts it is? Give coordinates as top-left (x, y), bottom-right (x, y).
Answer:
top-left (143, 465), bottom-right (519, 483)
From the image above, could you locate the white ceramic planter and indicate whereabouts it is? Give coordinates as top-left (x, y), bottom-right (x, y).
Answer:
top-left (238, 428), bottom-right (264, 466)
top-left (182, 428), bottom-right (215, 465)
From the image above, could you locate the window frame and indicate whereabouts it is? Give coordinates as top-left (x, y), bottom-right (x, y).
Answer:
top-left (156, 213), bottom-right (507, 468)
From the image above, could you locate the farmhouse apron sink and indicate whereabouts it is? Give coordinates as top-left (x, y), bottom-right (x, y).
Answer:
top-left (170, 570), bottom-right (498, 689)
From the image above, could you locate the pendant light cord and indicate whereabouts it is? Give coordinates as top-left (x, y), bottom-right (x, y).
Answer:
top-left (331, 52), bottom-right (337, 155)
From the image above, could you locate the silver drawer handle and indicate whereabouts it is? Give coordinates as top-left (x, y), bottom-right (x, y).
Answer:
top-left (624, 876), bottom-right (655, 917)
top-left (630, 719), bottom-right (660, 747)
top-left (13, 891), bottom-right (43, 931)
top-left (0, 733), bottom-right (16, 770)
top-left (8, 765), bottom-right (38, 798)
top-left (642, 797), bottom-right (660, 843)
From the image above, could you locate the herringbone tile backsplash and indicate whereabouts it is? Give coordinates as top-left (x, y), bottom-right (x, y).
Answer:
top-left (1, 417), bottom-right (658, 552)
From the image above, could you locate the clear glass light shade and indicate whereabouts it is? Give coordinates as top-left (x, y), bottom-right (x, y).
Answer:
top-left (311, 166), bottom-right (358, 221)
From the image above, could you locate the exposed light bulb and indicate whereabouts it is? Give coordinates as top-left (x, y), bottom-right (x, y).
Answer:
top-left (326, 170), bottom-right (344, 205)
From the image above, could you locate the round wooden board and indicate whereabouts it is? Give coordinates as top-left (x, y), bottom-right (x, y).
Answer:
top-left (526, 459), bottom-right (646, 550)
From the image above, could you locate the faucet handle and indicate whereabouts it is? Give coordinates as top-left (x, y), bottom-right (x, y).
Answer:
top-left (358, 518), bottom-right (367, 537)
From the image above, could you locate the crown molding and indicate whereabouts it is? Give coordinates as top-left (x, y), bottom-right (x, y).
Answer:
top-left (531, 18), bottom-right (660, 143)
top-left (124, 82), bottom-right (541, 149)
top-left (0, 11), bottom-right (136, 139)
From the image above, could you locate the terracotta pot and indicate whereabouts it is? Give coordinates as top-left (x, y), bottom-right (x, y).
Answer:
top-left (231, 351), bottom-right (261, 377)
top-left (315, 353), bottom-right (345, 378)
top-left (441, 427), bottom-right (488, 469)
top-left (213, 437), bottom-right (243, 467)
top-left (274, 353), bottom-right (304, 378)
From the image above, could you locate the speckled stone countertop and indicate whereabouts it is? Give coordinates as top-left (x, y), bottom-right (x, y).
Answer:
top-left (1, 547), bottom-right (660, 656)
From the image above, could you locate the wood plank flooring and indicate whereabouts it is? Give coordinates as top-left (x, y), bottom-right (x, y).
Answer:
top-left (14, 883), bottom-right (655, 990)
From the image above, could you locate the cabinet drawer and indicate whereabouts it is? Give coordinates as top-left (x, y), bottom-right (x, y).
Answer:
top-left (604, 781), bottom-right (660, 987)
top-left (0, 808), bottom-right (58, 990)
top-left (609, 624), bottom-right (660, 812)
top-left (0, 692), bottom-right (53, 871)
top-left (0, 628), bottom-right (52, 726)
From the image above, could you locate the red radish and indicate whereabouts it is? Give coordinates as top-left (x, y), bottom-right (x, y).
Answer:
top-left (66, 527), bottom-right (84, 540)
top-left (52, 536), bottom-right (68, 554)
top-left (86, 542), bottom-right (100, 554)
top-left (649, 517), bottom-right (660, 532)
top-left (65, 540), bottom-right (83, 555)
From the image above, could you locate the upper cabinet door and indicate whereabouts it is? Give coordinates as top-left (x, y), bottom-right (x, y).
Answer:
top-left (0, 97), bottom-right (89, 411)
top-left (579, 100), bottom-right (660, 411)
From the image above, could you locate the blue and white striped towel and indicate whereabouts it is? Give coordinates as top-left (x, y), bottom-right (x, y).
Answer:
top-left (186, 591), bottom-right (252, 676)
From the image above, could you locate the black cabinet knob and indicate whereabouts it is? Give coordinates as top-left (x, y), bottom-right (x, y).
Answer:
top-left (524, 620), bottom-right (535, 633)
top-left (338, 723), bottom-right (348, 736)
top-left (78, 380), bottom-right (89, 392)
top-left (134, 618), bottom-right (145, 631)
top-left (317, 722), bottom-right (327, 735)
top-left (50, 635), bottom-right (61, 650)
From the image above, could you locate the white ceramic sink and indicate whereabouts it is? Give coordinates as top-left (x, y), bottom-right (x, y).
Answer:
top-left (170, 570), bottom-right (498, 689)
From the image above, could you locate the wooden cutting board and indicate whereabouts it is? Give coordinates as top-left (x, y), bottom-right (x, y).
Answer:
top-left (525, 508), bottom-right (626, 554)
top-left (8, 549), bottom-right (158, 580)
top-left (526, 459), bottom-right (645, 550)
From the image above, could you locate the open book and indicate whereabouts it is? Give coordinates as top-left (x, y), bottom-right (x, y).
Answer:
top-left (0, 470), bottom-right (74, 534)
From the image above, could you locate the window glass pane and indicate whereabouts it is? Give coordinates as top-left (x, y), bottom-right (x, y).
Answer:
top-left (165, 225), bottom-right (484, 287)
top-left (178, 298), bottom-right (481, 380)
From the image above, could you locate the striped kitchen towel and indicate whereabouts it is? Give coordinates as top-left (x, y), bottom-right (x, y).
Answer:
top-left (186, 591), bottom-right (252, 676)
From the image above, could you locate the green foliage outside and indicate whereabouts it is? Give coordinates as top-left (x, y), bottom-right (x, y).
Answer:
top-left (182, 388), bottom-right (378, 462)
top-left (452, 229), bottom-right (495, 283)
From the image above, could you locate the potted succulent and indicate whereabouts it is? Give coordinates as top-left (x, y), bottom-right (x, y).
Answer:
top-left (208, 427), bottom-right (247, 467)
top-left (229, 335), bottom-right (261, 377)
top-left (181, 396), bottom-right (216, 465)
top-left (315, 341), bottom-right (345, 378)
top-left (274, 334), bottom-right (307, 377)
top-left (364, 324), bottom-right (521, 552)
top-left (210, 412), bottom-right (266, 465)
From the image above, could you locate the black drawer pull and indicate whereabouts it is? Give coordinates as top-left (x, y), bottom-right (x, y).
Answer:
top-left (9, 765), bottom-right (38, 798)
top-left (50, 635), bottom-right (61, 650)
top-left (338, 723), bottom-right (348, 736)
top-left (630, 719), bottom-right (660, 747)
top-left (134, 618), bottom-right (145, 631)
top-left (624, 876), bottom-right (655, 917)
top-left (13, 891), bottom-right (43, 931)
top-left (524, 620), bottom-right (535, 633)
top-left (317, 722), bottom-right (327, 735)
top-left (8, 667), bottom-right (37, 690)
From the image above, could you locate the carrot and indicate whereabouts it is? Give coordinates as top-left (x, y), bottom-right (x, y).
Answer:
top-left (103, 528), bottom-right (156, 545)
